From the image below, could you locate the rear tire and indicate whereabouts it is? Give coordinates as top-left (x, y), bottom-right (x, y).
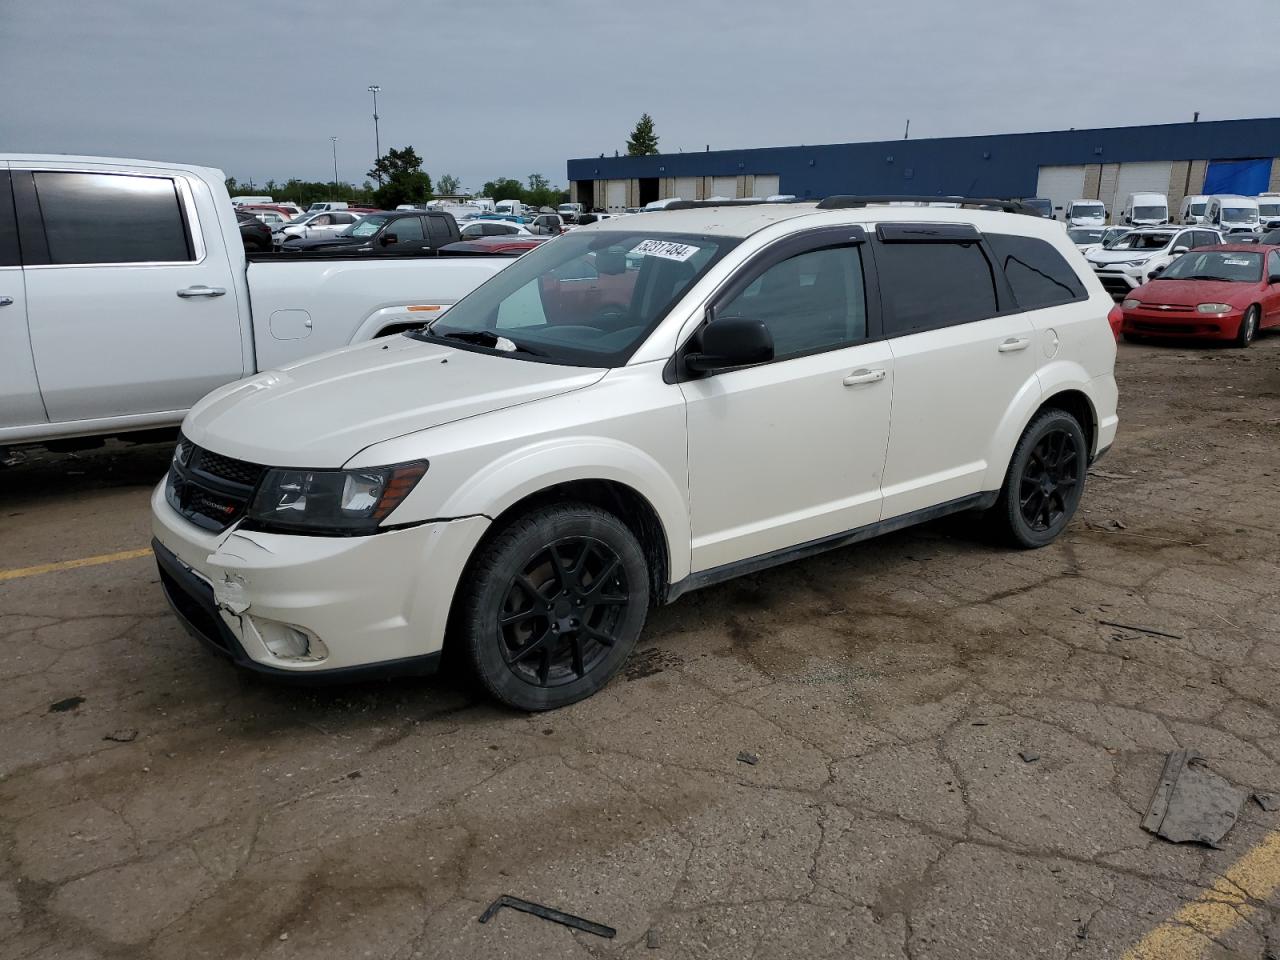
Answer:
top-left (993, 409), bottom-right (1088, 549)
top-left (457, 503), bottom-right (649, 711)
top-left (1234, 306), bottom-right (1259, 348)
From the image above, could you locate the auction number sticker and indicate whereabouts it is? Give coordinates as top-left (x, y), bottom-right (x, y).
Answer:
top-left (1223, 258), bottom-right (1251, 266)
top-left (631, 239), bottom-right (700, 262)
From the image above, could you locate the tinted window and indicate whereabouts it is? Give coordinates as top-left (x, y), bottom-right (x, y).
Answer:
top-left (987, 234), bottom-right (1085, 309)
top-left (388, 217), bottom-right (425, 243)
top-left (426, 217), bottom-right (453, 246)
top-left (33, 172), bottom-right (192, 265)
top-left (719, 245), bottom-right (867, 359)
top-left (0, 172), bottom-right (19, 267)
top-left (1194, 231), bottom-right (1219, 248)
top-left (1173, 232), bottom-right (1195, 250)
top-left (876, 241), bottom-right (998, 334)
top-left (1269, 251), bottom-right (1280, 278)
top-left (333, 213), bottom-right (357, 224)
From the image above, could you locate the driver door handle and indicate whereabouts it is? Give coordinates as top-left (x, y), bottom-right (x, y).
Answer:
top-left (998, 337), bottom-right (1031, 353)
top-left (843, 368), bottom-right (887, 386)
top-left (177, 285), bottom-right (227, 299)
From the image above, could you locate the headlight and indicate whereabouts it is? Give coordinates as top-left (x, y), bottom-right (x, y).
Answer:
top-left (1121, 299), bottom-right (1141, 309)
top-left (1123, 259), bottom-right (1148, 267)
top-left (246, 461), bottom-right (428, 535)
top-left (1196, 303), bottom-right (1232, 314)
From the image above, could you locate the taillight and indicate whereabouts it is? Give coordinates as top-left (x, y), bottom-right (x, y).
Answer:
top-left (1107, 304), bottom-right (1123, 340)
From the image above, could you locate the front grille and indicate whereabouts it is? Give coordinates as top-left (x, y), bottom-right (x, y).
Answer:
top-left (166, 437), bottom-right (267, 532)
top-left (1098, 276), bottom-right (1133, 297)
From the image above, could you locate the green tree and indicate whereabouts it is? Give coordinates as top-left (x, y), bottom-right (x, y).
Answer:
top-left (482, 177), bottom-right (526, 202)
top-left (436, 173), bottom-right (461, 196)
top-left (626, 113), bottom-right (659, 156)
top-left (367, 146), bottom-right (433, 209)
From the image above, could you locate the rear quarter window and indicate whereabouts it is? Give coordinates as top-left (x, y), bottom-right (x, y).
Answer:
top-left (986, 233), bottom-right (1086, 310)
top-left (875, 239), bottom-right (999, 335)
top-left (0, 172), bottom-right (19, 267)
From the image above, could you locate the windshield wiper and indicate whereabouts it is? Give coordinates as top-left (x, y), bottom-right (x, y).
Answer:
top-left (424, 328), bottom-right (549, 357)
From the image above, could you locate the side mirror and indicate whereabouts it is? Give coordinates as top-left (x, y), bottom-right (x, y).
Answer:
top-left (381, 233), bottom-right (399, 246)
top-left (1270, 274), bottom-right (1280, 285)
top-left (685, 316), bottom-right (774, 373)
top-left (1171, 246), bottom-right (1189, 255)
top-left (1147, 267), bottom-right (1165, 280)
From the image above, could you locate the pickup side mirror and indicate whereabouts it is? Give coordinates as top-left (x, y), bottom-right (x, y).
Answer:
top-left (685, 316), bottom-right (774, 373)
top-left (380, 233), bottom-right (399, 246)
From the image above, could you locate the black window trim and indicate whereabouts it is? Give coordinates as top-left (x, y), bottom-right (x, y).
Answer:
top-left (12, 168), bottom-right (204, 268)
top-left (0, 170), bottom-right (20, 268)
top-left (667, 224), bottom-right (878, 383)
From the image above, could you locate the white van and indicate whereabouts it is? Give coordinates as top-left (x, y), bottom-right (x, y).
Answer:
top-left (1065, 200), bottom-right (1106, 226)
top-left (494, 199), bottom-right (525, 217)
top-left (1178, 195), bottom-right (1208, 224)
top-left (1121, 193), bottom-right (1169, 226)
top-left (1256, 193), bottom-right (1280, 229)
top-left (1204, 195), bottom-right (1261, 235)
top-left (306, 201), bottom-right (350, 212)
top-left (231, 195), bottom-right (273, 206)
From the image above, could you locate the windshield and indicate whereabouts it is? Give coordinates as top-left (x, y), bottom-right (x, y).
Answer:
top-left (1158, 250), bottom-right (1262, 283)
top-left (1108, 232), bottom-right (1173, 251)
top-left (1068, 228), bottom-right (1104, 243)
top-left (1133, 206), bottom-right (1166, 220)
top-left (1258, 202), bottom-right (1280, 218)
top-left (1025, 199), bottom-right (1052, 215)
top-left (1264, 230), bottom-right (1280, 244)
top-left (415, 230), bottom-right (738, 367)
top-left (1189, 202), bottom-right (1207, 216)
top-left (1101, 228), bottom-right (1130, 248)
top-left (343, 214), bottom-right (389, 238)
top-left (1222, 207), bottom-right (1259, 223)
top-left (1071, 205), bottom-right (1104, 219)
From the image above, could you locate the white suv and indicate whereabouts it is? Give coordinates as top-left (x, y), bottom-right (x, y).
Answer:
top-left (1087, 225), bottom-right (1223, 297)
top-left (152, 199), bottom-right (1119, 710)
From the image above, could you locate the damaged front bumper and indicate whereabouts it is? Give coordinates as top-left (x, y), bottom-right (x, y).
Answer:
top-left (150, 481), bottom-right (490, 679)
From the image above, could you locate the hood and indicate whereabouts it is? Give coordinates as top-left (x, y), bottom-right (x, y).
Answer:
top-left (183, 335), bottom-right (606, 467)
top-left (1089, 244), bottom-right (1169, 265)
top-left (1132, 277), bottom-right (1256, 305)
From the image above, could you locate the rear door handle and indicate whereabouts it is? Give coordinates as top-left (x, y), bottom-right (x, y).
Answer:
top-left (0, 296), bottom-right (13, 307)
top-left (177, 286), bottom-right (227, 299)
top-left (998, 337), bottom-right (1031, 353)
top-left (843, 368), bottom-right (887, 386)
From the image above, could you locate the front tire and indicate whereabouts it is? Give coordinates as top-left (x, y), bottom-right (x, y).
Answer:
top-left (1234, 306), bottom-right (1259, 348)
top-left (457, 503), bottom-right (649, 711)
top-left (993, 409), bottom-right (1087, 549)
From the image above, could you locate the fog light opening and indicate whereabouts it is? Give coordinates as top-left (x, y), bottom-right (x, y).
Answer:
top-left (254, 619), bottom-right (328, 662)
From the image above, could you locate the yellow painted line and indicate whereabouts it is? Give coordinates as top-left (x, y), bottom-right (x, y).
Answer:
top-left (1122, 830), bottom-right (1280, 959)
top-left (0, 547), bottom-right (152, 583)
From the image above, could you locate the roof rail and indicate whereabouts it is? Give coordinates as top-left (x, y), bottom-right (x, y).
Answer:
top-left (816, 195), bottom-right (1039, 216)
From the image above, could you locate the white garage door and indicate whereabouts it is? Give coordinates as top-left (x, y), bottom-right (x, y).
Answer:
top-left (711, 176), bottom-right (737, 199)
top-left (606, 180), bottom-right (627, 211)
top-left (1106, 161), bottom-right (1173, 219)
top-left (753, 174), bottom-right (780, 198)
top-left (1035, 165), bottom-right (1086, 220)
top-left (674, 177), bottom-right (698, 203)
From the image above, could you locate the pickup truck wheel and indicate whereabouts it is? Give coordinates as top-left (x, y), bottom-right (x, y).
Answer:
top-left (459, 503), bottom-right (649, 711)
top-left (993, 409), bottom-right (1087, 549)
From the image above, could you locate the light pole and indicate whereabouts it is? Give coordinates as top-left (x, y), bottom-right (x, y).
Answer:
top-left (330, 137), bottom-right (338, 194)
top-left (368, 84), bottom-right (382, 183)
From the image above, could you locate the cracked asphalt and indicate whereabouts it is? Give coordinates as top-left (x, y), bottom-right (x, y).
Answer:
top-left (3, 336), bottom-right (1280, 959)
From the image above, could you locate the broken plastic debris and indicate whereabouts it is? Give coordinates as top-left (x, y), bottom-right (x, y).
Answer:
top-left (478, 895), bottom-right (615, 939)
top-left (1142, 750), bottom-right (1246, 847)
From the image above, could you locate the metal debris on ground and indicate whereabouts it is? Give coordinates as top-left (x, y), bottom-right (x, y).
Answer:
top-left (1097, 620), bottom-right (1183, 640)
top-left (736, 751), bottom-right (759, 766)
top-left (477, 895), bottom-right (616, 939)
top-left (1142, 750), bottom-right (1247, 847)
top-left (102, 729), bottom-right (138, 743)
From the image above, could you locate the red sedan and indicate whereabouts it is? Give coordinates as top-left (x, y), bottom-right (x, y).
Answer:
top-left (440, 236), bottom-right (552, 255)
top-left (1116, 244), bottom-right (1280, 347)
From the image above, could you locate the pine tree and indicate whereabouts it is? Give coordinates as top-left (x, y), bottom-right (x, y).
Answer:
top-left (626, 113), bottom-right (659, 156)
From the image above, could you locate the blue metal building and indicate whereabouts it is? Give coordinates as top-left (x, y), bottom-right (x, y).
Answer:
top-left (566, 117), bottom-right (1280, 216)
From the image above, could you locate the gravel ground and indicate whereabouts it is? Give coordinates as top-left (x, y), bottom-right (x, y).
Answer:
top-left (2, 335), bottom-right (1279, 959)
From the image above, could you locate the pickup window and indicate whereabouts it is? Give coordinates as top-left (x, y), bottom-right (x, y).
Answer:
top-left (31, 171), bottom-right (194, 265)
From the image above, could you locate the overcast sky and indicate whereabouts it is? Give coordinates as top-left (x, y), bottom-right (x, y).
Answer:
top-left (3, 0), bottom-right (1277, 192)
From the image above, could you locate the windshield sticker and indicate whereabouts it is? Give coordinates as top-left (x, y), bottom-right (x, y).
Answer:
top-left (631, 239), bottom-right (700, 262)
top-left (1223, 258), bottom-right (1252, 266)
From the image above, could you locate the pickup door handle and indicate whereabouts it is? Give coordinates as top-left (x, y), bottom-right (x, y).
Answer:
top-left (176, 286), bottom-right (227, 299)
top-left (0, 296), bottom-right (13, 307)
top-left (843, 368), bottom-right (887, 386)
top-left (998, 337), bottom-right (1031, 353)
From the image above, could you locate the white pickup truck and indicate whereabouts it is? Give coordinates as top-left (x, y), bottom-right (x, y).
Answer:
top-left (0, 155), bottom-right (512, 451)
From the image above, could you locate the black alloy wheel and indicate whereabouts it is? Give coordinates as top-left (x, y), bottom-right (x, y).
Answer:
top-left (458, 503), bottom-right (649, 710)
top-left (995, 409), bottom-right (1088, 548)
